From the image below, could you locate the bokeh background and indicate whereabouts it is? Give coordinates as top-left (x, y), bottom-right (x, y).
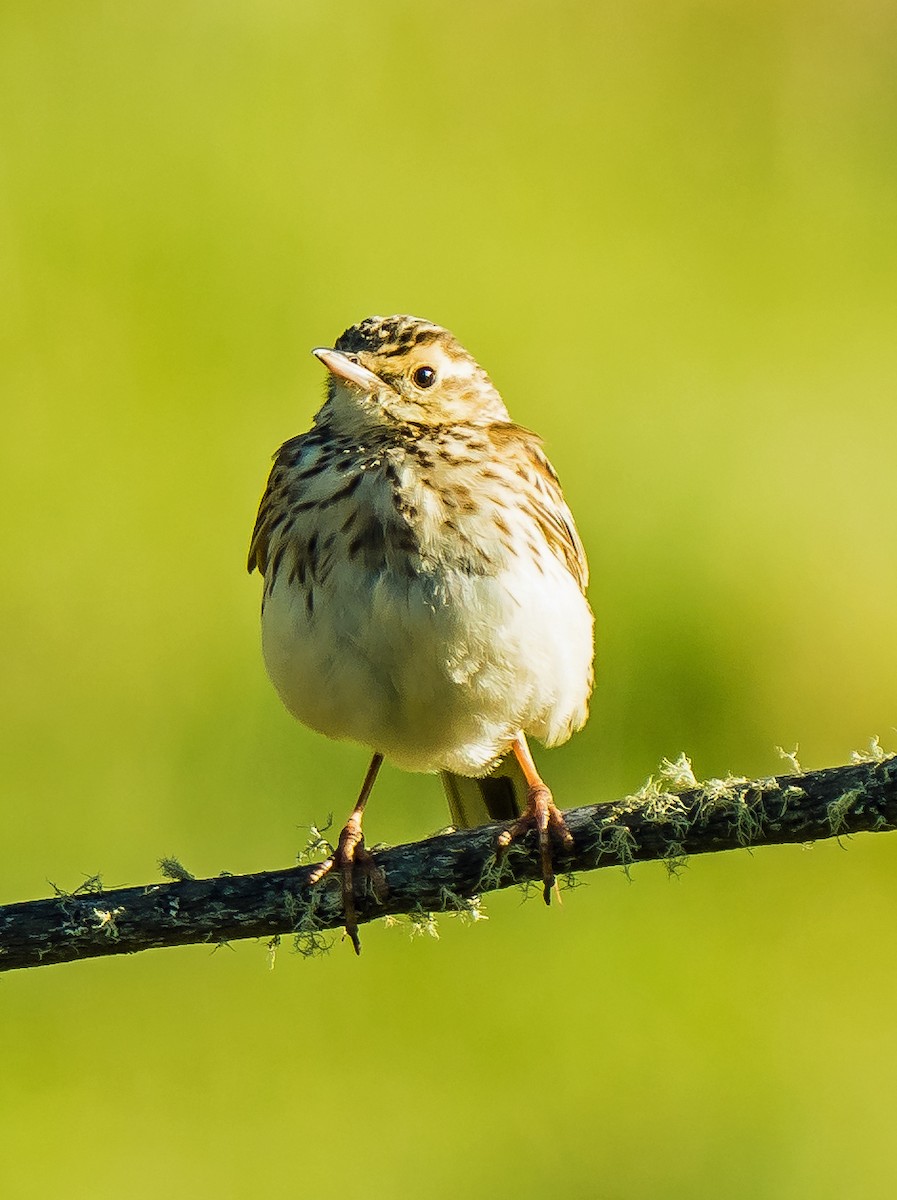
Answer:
top-left (2, 2), bottom-right (897, 1196)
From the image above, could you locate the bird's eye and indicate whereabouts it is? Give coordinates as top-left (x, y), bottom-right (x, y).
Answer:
top-left (411, 365), bottom-right (436, 389)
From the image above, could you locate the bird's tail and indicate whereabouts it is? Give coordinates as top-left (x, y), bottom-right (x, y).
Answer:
top-left (441, 754), bottom-right (527, 830)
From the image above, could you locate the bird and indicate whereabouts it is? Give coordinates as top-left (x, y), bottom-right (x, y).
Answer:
top-left (248, 315), bottom-right (594, 951)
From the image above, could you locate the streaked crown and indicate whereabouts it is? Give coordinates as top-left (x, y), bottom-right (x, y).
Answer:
top-left (333, 315), bottom-right (445, 358)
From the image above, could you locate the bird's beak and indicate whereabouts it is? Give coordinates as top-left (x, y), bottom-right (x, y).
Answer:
top-left (313, 347), bottom-right (382, 393)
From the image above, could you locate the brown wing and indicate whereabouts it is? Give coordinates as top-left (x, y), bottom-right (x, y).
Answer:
top-left (247, 434), bottom-right (305, 575)
top-left (490, 423), bottom-right (589, 593)
top-left (530, 441), bottom-right (589, 592)
top-left (247, 471), bottom-right (276, 575)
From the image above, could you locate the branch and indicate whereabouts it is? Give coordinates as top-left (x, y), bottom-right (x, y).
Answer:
top-left (2, 754), bottom-right (895, 972)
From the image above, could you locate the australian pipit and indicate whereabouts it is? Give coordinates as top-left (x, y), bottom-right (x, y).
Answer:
top-left (248, 315), bottom-right (594, 950)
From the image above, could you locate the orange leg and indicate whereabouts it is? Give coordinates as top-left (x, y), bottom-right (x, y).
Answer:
top-left (497, 733), bottom-right (574, 903)
top-left (308, 752), bottom-right (387, 954)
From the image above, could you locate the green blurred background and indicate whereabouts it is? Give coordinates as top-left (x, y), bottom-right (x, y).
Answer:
top-left (2, 1), bottom-right (896, 1196)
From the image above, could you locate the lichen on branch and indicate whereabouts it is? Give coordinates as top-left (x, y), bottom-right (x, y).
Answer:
top-left (1, 750), bottom-right (895, 973)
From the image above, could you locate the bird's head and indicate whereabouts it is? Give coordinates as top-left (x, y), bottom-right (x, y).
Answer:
top-left (312, 315), bottom-right (510, 433)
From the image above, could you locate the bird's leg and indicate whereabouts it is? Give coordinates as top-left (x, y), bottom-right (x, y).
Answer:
top-left (497, 733), bottom-right (574, 904)
top-left (308, 752), bottom-right (387, 954)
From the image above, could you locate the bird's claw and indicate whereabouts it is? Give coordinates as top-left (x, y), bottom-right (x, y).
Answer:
top-left (308, 817), bottom-right (387, 953)
top-left (497, 784), bottom-right (574, 903)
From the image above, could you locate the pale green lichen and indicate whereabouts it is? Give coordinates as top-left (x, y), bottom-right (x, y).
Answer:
top-left (294, 928), bottom-right (334, 958)
top-left (631, 774), bottom-right (664, 804)
top-left (477, 839), bottom-right (531, 893)
top-left (642, 790), bottom-right (691, 839)
top-left (850, 736), bottom-right (888, 765)
top-left (767, 783), bottom-right (806, 830)
top-left (516, 877), bottom-right (549, 902)
top-left (92, 906), bottom-right (124, 937)
top-left (407, 909), bottom-right (441, 940)
top-left (591, 820), bottom-right (638, 878)
top-left (732, 790), bottom-right (764, 845)
top-left (158, 856), bottom-right (195, 882)
top-left (287, 882), bottom-right (334, 958)
top-left (296, 819), bottom-right (335, 865)
top-left (780, 784), bottom-right (807, 809)
top-left (659, 753), bottom-right (698, 792)
top-left (704, 775), bottom-right (750, 802)
top-left (476, 850), bottom-right (505, 893)
top-left (266, 935), bottom-right (280, 970)
top-left (631, 755), bottom-right (772, 858)
top-left (557, 871), bottom-right (584, 894)
top-left (437, 887), bottom-right (489, 924)
top-left (663, 846), bottom-right (689, 878)
top-left (776, 744), bottom-right (803, 775)
top-left (50, 873), bottom-right (105, 898)
top-left (827, 788), bottom-right (864, 837)
top-left (457, 894), bottom-right (489, 923)
top-left (673, 770), bottom-right (764, 845)
top-left (613, 767), bottom-right (691, 872)
top-left (383, 890), bottom-right (487, 938)
top-left (694, 774), bottom-right (748, 824)
top-left (283, 890), bottom-right (301, 929)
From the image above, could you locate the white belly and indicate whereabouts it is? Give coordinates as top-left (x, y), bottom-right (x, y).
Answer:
top-left (260, 547), bottom-right (593, 776)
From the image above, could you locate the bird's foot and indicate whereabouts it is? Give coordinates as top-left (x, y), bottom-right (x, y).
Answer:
top-left (497, 785), bottom-right (574, 903)
top-left (308, 815), bottom-right (387, 954)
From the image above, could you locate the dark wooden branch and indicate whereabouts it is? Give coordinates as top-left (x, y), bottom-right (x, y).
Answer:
top-left (2, 754), bottom-right (895, 972)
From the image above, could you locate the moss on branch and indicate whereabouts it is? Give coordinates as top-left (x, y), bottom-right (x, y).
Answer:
top-left (1, 751), bottom-right (895, 972)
